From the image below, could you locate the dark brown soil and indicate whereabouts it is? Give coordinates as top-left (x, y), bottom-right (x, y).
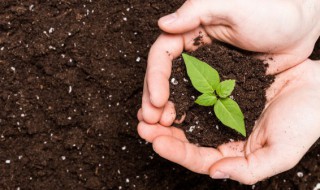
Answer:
top-left (170, 42), bottom-right (274, 147)
top-left (311, 39), bottom-right (320, 60)
top-left (0, 0), bottom-right (319, 189)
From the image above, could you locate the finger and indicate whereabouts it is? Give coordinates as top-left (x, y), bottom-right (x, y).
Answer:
top-left (144, 31), bottom-right (211, 122)
top-left (253, 27), bottom-right (315, 75)
top-left (209, 146), bottom-right (297, 185)
top-left (146, 34), bottom-right (184, 108)
top-left (205, 25), bottom-right (234, 45)
top-left (147, 29), bottom-right (213, 109)
top-left (265, 59), bottom-right (312, 102)
top-left (159, 101), bottom-right (176, 127)
top-left (142, 78), bottom-right (164, 124)
top-left (153, 135), bottom-right (223, 174)
top-left (182, 27), bottom-right (213, 52)
top-left (137, 108), bottom-right (143, 121)
top-left (217, 141), bottom-right (246, 157)
top-left (174, 112), bottom-right (186, 124)
top-left (256, 52), bottom-right (310, 75)
top-left (137, 121), bottom-right (187, 143)
top-left (158, 0), bottom-right (231, 33)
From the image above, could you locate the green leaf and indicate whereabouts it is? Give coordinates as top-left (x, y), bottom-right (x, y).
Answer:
top-left (216, 80), bottom-right (236, 98)
top-left (195, 94), bottom-right (217, 106)
top-left (182, 53), bottom-right (220, 93)
top-left (214, 98), bottom-right (246, 136)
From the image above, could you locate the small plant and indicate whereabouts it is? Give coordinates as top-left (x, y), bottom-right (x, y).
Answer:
top-left (182, 53), bottom-right (246, 136)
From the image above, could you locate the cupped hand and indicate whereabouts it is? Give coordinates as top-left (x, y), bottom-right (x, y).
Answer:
top-left (138, 59), bottom-right (320, 184)
top-left (140, 0), bottom-right (320, 125)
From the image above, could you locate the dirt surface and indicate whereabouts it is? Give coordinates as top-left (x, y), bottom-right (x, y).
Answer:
top-left (0, 1), bottom-right (319, 190)
top-left (311, 39), bottom-right (320, 60)
top-left (170, 42), bottom-right (274, 147)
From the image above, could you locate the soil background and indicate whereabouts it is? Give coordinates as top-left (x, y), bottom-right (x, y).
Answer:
top-left (0, 0), bottom-right (319, 190)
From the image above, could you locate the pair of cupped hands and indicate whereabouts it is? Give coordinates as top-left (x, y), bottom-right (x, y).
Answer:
top-left (137, 0), bottom-right (320, 185)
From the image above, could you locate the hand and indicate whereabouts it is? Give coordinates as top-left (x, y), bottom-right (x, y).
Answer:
top-left (138, 59), bottom-right (320, 184)
top-left (140, 0), bottom-right (320, 125)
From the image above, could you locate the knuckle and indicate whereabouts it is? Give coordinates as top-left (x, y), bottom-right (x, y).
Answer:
top-left (137, 122), bottom-right (146, 138)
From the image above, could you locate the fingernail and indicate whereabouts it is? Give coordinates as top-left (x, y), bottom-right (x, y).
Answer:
top-left (211, 171), bottom-right (230, 179)
top-left (161, 13), bottom-right (177, 25)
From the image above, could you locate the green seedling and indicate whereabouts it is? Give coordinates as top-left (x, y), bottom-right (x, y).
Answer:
top-left (182, 53), bottom-right (246, 137)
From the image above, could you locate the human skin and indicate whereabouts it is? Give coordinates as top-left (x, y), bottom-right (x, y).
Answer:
top-left (140, 0), bottom-right (320, 125)
top-left (138, 0), bottom-right (320, 184)
top-left (138, 59), bottom-right (320, 184)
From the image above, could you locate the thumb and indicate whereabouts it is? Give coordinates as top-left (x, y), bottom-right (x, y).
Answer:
top-left (209, 146), bottom-right (299, 185)
top-left (158, 0), bottom-right (230, 33)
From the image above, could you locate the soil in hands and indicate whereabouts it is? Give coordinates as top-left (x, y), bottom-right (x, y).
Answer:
top-left (170, 41), bottom-right (274, 147)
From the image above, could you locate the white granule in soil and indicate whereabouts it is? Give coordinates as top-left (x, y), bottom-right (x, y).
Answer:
top-left (188, 125), bottom-right (196, 132)
top-left (170, 78), bottom-right (178, 85)
top-left (297, 172), bottom-right (303, 178)
top-left (314, 183), bottom-right (320, 190)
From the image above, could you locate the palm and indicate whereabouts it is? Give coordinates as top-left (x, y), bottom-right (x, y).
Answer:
top-left (138, 60), bottom-right (320, 184)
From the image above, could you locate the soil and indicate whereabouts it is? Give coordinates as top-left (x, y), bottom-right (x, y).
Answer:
top-left (0, 0), bottom-right (319, 190)
top-left (170, 42), bottom-right (274, 147)
top-left (311, 39), bottom-right (320, 60)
